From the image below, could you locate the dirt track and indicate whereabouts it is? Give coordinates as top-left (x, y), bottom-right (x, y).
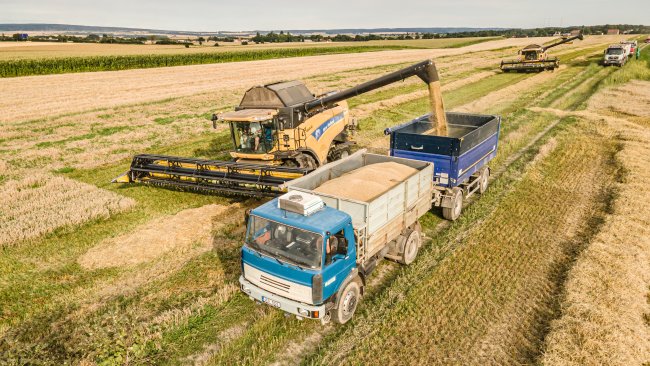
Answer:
top-left (0, 37), bottom-right (556, 124)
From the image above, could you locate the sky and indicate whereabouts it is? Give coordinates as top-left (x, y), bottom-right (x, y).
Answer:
top-left (1, 0), bottom-right (647, 31)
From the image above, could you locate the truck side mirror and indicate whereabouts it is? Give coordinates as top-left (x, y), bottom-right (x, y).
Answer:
top-left (244, 209), bottom-right (251, 226)
top-left (211, 114), bottom-right (218, 129)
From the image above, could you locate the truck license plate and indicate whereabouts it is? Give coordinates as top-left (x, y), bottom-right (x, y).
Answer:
top-left (262, 296), bottom-right (281, 308)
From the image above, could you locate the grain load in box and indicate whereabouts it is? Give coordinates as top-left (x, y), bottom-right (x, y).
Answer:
top-left (313, 162), bottom-right (417, 202)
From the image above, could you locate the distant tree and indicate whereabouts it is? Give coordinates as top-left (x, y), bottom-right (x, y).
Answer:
top-left (197, 36), bottom-right (205, 45)
top-left (241, 41), bottom-right (249, 45)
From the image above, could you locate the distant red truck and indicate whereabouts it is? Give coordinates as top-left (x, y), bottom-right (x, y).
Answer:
top-left (621, 40), bottom-right (637, 55)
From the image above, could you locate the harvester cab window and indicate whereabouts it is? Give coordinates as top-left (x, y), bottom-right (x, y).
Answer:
top-left (523, 51), bottom-right (537, 61)
top-left (232, 121), bottom-right (276, 153)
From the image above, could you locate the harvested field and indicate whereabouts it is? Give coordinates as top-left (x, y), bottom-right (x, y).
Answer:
top-left (588, 79), bottom-right (650, 118)
top-left (453, 65), bottom-right (567, 113)
top-left (0, 36), bottom-right (557, 124)
top-left (78, 203), bottom-right (230, 269)
top-left (0, 173), bottom-right (135, 247)
top-left (541, 80), bottom-right (650, 365)
top-left (0, 34), bottom-right (645, 365)
top-left (353, 70), bottom-right (496, 118)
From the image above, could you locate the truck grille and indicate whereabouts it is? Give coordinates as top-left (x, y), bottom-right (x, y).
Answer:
top-left (260, 274), bottom-right (291, 293)
top-left (243, 263), bottom-right (313, 304)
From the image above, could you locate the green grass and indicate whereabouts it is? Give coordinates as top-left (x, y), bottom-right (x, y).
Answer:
top-left (0, 45), bottom-right (414, 78)
top-left (34, 125), bottom-right (134, 148)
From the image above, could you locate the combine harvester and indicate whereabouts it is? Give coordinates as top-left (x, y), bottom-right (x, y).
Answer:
top-left (114, 60), bottom-right (448, 197)
top-left (238, 60), bottom-right (502, 324)
top-left (500, 33), bottom-right (584, 72)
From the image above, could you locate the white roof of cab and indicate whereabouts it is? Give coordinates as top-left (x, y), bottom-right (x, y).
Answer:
top-left (220, 109), bottom-right (278, 122)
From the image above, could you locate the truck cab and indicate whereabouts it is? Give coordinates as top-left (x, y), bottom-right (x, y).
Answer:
top-left (239, 194), bottom-right (359, 324)
top-left (603, 44), bottom-right (628, 66)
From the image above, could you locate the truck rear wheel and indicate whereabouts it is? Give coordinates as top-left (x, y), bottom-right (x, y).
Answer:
top-left (479, 167), bottom-right (490, 194)
top-left (442, 187), bottom-right (463, 221)
top-left (332, 280), bottom-right (360, 324)
top-left (399, 228), bottom-right (421, 265)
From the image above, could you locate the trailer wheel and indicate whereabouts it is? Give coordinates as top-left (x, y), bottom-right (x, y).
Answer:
top-left (479, 168), bottom-right (490, 194)
top-left (332, 280), bottom-right (360, 324)
top-left (442, 187), bottom-right (463, 221)
top-left (399, 228), bottom-right (421, 265)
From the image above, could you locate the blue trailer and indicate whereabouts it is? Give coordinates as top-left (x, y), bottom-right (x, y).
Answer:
top-left (385, 112), bottom-right (501, 220)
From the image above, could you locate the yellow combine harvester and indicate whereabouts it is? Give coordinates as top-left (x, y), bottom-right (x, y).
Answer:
top-left (500, 33), bottom-right (584, 72)
top-left (114, 60), bottom-right (447, 196)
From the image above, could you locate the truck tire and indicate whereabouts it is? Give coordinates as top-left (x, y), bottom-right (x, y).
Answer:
top-left (332, 279), bottom-right (360, 324)
top-left (399, 228), bottom-right (421, 265)
top-left (442, 187), bottom-right (463, 221)
top-left (479, 168), bottom-right (490, 194)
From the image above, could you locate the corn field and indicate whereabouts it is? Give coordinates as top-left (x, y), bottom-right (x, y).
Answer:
top-left (0, 45), bottom-right (408, 77)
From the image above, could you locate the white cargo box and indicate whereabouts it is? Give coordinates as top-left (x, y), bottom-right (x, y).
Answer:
top-left (283, 149), bottom-right (433, 264)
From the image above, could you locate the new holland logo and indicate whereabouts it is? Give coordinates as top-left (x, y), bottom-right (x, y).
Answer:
top-left (311, 113), bottom-right (344, 141)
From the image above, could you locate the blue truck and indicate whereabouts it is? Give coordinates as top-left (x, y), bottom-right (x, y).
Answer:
top-left (385, 112), bottom-right (501, 220)
top-left (240, 151), bottom-right (433, 324)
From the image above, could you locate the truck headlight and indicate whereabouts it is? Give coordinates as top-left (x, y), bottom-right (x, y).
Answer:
top-left (297, 308), bottom-right (310, 317)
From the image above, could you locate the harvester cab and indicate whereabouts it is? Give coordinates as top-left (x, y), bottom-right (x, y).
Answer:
top-left (213, 80), bottom-right (354, 169)
top-left (501, 33), bottom-right (584, 72)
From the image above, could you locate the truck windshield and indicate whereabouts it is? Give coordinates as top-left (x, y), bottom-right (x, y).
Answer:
top-left (245, 215), bottom-right (323, 269)
top-left (231, 121), bottom-right (276, 153)
top-left (607, 49), bottom-right (624, 55)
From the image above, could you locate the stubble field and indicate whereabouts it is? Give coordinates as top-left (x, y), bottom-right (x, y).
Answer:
top-left (0, 34), bottom-right (648, 365)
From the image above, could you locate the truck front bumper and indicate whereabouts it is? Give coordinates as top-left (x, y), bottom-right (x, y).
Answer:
top-left (239, 276), bottom-right (327, 320)
top-left (603, 60), bottom-right (623, 65)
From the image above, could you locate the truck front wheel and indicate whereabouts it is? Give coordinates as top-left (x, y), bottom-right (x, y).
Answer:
top-left (332, 280), bottom-right (360, 324)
